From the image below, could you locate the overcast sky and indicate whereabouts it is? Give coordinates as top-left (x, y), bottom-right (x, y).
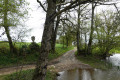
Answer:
top-left (26, 0), bottom-right (120, 42)
top-left (25, 0), bottom-right (45, 42)
top-left (0, 0), bottom-right (120, 42)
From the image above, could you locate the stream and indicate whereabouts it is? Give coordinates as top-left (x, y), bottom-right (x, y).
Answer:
top-left (57, 54), bottom-right (120, 80)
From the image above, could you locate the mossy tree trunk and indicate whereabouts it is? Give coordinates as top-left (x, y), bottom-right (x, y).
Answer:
top-left (87, 0), bottom-right (95, 55)
top-left (32, 0), bottom-right (56, 80)
top-left (77, 5), bottom-right (81, 55)
top-left (3, 0), bottom-right (16, 54)
top-left (51, 5), bottom-right (61, 53)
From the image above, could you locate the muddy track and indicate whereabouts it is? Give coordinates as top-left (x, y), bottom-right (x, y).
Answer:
top-left (0, 48), bottom-right (92, 76)
top-left (48, 48), bottom-right (93, 72)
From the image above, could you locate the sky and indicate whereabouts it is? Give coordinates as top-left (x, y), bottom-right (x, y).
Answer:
top-left (25, 0), bottom-right (120, 42)
top-left (25, 0), bottom-right (46, 42)
top-left (0, 0), bottom-right (120, 42)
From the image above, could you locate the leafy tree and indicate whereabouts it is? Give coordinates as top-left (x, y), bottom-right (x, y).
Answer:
top-left (94, 11), bottom-right (120, 59)
top-left (50, 4), bottom-right (61, 53)
top-left (32, 0), bottom-right (113, 80)
top-left (87, 0), bottom-right (97, 55)
top-left (0, 0), bottom-right (28, 53)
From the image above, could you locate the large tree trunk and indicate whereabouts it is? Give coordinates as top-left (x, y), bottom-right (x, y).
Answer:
top-left (66, 35), bottom-right (69, 47)
top-left (84, 33), bottom-right (87, 53)
top-left (51, 5), bottom-right (61, 53)
top-left (77, 30), bottom-right (80, 54)
top-left (4, 27), bottom-right (16, 53)
top-left (32, 0), bottom-right (56, 80)
top-left (87, 1), bottom-right (95, 55)
top-left (62, 36), bottom-right (65, 48)
top-left (4, 0), bottom-right (16, 54)
top-left (77, 5), bottom-right (81, 55)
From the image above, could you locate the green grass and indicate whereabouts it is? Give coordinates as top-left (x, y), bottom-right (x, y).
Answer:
top-left (0, 43), bottom-right (74, 68)
top-left (48, 45), bottom-right (74, 60)
top-left (0, 75), bottom-right (6, 80)
top-left (75, 52), bottom-right (112, 70)
top-left (0, 69), bottom-right (56, 80)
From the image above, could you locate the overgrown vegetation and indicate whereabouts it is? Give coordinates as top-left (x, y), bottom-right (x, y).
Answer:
top-left (75, 52), bottom-right (112, 70)
top-left (0, 69), bottom-right (56, 80)
top-left (0, 42), bottom-right (73, 80)
top-left (0, 42), bottom-right (73, 68)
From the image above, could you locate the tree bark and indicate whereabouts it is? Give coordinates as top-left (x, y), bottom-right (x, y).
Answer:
top-left (87, 0), bottom-right (95, 55)
top-left (66, 35), bottom-right (69, 47)
top-left (3, 0), bottom-right (16, 54)
top-left (77, 5), bottom-right (81, 55)
top-left (84, 33), bottom-right (87, 53)
top-left (51, 5), bottom-right (61, 53)
top-left (32, 0), bottom-right (56, 80)
top-left (32, 0), bottom-right (99, 80)
top-left (4, 27), bottom-right (16, 53)
top-left (77, 30), bottom-right (80, 54)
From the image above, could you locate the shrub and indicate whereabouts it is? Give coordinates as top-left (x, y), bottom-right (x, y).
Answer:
top-left (19, 44), bottom-right (28, 56)
top-left (28, 42), bottom-right (40, 53)
top-left (0, 46), bottom-right (9, 54)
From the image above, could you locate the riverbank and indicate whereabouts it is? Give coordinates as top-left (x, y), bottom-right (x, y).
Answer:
top-left (75, 52), bottom-right (112, 70)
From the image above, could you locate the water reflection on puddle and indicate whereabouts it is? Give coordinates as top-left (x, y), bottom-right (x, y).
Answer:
top-left (57, 54), bottom-right (120, 80)
top-left (57, 69), bottom-right (120, 80)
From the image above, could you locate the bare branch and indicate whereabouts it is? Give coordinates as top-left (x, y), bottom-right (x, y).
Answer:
top-left (114, 4), bottom-right (119, 14)
top-left (54, 0), bottom-right (91, 19)
top-left (95, 1), bottom-right (118, 6)
top-left (37, 0), bottom-right (47, 12)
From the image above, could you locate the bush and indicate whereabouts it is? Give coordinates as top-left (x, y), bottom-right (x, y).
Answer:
top-left (19, 45), bottom-right (28, 56)
top-left (0, 47), bottom-right (9, 54)
top-left (5, 70), bottom-right (33, 80)
top-left (28, 42), bottom-right (40, 53)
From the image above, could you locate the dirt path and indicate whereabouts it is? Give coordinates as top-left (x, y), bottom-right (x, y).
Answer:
top-left (0, 48), bottom-right (92, 76)
top-left (48, 48), bottom-right (93, 72)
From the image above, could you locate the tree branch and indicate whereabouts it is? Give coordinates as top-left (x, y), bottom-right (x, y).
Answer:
top-left (54, 0), bottom-right (92, 19)
top-left (37, 0), bottom-right (47, 12)
top-left (114, 4), bottom-right (119, 14)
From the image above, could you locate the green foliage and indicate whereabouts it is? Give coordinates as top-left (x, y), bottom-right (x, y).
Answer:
top-left (0, 43), bottom-right (73, 68)
top-left (92, 11), bottom-right (120, 57)
top-left (48, 44), bottom-right (74, 60)
top-left (3, 69), bottom-right (56, 80)
top-left (5, 70), bottom-right (33, 80)
top-left (58, 22), bottom-right (76, 46)
top-left (0, 75), bottom-right (6, 80)
top-left (0, 0), bottom-right (29, 27)
top-left (110, 47), bottom-right (120, 54)
top-left (75, 52), bottom-right (112, 70)
top-left (0, 46), bottom-right (9, 54)
top-left (28, 42), bottom-right (40, 53)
